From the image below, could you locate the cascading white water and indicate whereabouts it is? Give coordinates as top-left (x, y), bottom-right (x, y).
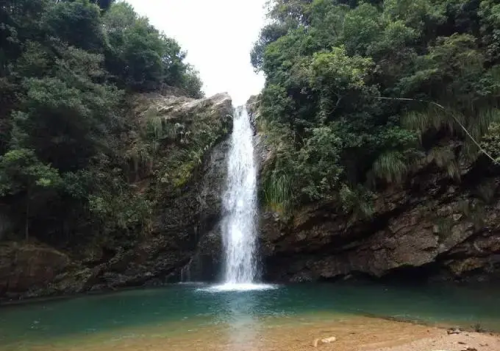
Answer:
top-left (201, 106), bottom-right (276, 292)
top-left (222, 106), bottom-right (258, 285)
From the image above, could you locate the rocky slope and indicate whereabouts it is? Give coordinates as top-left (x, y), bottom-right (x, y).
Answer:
top-left (260, 177), bottom-right (500, 283)
top-left (0, 93), bottom-right (232, 300)
top-left (252, 103), bottom-right (500, 283)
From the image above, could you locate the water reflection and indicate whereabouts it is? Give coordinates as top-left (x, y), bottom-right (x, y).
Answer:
top-left (2, 283), bottom-right (500, 351)
top-left (223, 292), bottom-right (261, 351)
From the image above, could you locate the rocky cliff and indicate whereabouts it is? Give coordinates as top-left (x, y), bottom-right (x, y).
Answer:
top-left (251, 97), bottom-right (500, 283)
top-left (0, 93), bottom-right (232, 300)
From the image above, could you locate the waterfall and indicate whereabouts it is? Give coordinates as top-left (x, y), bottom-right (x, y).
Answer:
top-left (199, 106), bottom-right (275, 292)
top-left (222, 106), bottom-right (258, 285)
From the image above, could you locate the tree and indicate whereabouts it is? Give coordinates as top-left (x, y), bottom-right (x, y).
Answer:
top-left (0, 149), bottom-right (60, 239)
top-left (11, 46), bottom-right (121, 172)
top-left (92, 0), bottom-right (115, 11)
top-left (43, 0), bottom-right (105, 52)
top-left (103, 3), bottom-right (194, 93)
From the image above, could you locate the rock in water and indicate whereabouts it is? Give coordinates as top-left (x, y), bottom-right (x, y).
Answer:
top-left (312, 336), bottom-right (337, 347)
top-left (448, 327), bottom-right (462, 335)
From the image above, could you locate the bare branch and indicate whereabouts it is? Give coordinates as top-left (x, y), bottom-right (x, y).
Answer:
top-left (377, 96), bottom-right (498, 164)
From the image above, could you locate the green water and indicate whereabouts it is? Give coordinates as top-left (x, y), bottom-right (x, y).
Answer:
top-left (1, 282), bottom-right (499, 350)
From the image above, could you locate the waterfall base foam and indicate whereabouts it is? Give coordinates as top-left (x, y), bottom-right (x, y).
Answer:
top-left (199, 283), bottom-right (277, 293)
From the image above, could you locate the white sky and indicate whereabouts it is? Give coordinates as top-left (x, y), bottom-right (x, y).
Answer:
top-left (126, 0), bottom-right (267, 106)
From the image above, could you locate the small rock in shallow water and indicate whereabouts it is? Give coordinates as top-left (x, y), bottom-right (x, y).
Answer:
top-left (447, 327), bottom-right (462, 335)
top-left (312, 336), bottom-right (336, 347)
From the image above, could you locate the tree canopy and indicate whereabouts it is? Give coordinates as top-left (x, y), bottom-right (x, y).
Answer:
top-left (0, 0), bottom-right (203, 243)
top-left (254, 0), bottom-right (500, 217)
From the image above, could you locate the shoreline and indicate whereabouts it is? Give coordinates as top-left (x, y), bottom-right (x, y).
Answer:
top-left (1, 314), bottom-right (499, 351)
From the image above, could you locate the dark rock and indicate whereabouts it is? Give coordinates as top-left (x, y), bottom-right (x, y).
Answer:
top-left (257, 118), bottom-right (500, 282)
top-left (0, 243), bottom-right (70, 295)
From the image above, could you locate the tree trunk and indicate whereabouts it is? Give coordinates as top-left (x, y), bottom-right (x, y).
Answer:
top-left (25, 194), bottom-right (29, 241)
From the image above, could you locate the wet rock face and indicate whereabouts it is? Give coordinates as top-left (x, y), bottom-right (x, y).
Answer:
top-left (92, 93), bottom-right (232, 287)
top-left (260, 174), bottom-right (500, 283)
top-left (160, 138), bottom-right (230, 283)
top-left (250, 92), bottom-right (500, 283)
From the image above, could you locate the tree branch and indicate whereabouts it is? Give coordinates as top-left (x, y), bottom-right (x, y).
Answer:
top-left (377, 96), bottom-right (498, 164)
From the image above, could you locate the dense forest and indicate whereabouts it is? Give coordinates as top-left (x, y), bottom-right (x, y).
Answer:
top-left (253, 0), bottom-right (500, 218)
top-left (0, 0), bottom-right (203, 245)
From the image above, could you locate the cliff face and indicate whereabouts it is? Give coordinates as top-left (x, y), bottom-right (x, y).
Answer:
top-left (260, 177), bottom-right (500, 283)
top-left (249, 99), bottom-right (500, 283)
top-left (0, 93), bottom-right (232, 300)
top-left (258, 156), bottom-right (500, 283)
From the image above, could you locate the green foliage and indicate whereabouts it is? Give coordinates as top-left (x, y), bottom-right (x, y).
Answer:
top-left (255, 0), bottom-right (500, 214)
top-left (0, 0), bottom-right (204, 243)
top-left (309, 47), bottom-right (374, 121)
top-left (11, 46), bottom-right (122, 171)
top-left (297, 126), bottom-right (343, 199)
top-left (479, 0), bottom-right (500, 61)
top-left (262, 171), bottom-right (293, 215)
top-left (0, 149), bottom-right (61, 239)
top-left (478, 111), bottom-right (500, 162)
top-left (338, 184), bottom-right (374, 222)
top-left (103, 3), bottom-right (200, 95)
top-left (43, 0), bottom-right (104, 52)
top-left (92, 0), bottom-right (114, 11)
top-left (428, 146), bottom-right (460, 180)
top-left (370, 151), bottom-right (409, 184)
top-left (0, 149), bottom-right (60, 197)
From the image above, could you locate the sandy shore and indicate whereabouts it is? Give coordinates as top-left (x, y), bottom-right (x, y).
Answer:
top-left (375, 331), bottom-right (500, 351)
top-left (5, 315), bottom-right (500, 351)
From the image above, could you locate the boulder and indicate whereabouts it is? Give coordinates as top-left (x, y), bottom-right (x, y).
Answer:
top-left (0, 243), bottom-right (70, 295)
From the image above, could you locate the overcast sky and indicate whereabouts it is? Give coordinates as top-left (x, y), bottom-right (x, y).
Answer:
top-left (126, 0), bottom-right (267, 106)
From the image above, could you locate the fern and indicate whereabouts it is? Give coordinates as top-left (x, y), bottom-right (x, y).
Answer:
top-left (339, 184), bottom-right (374, 222)
top-left (401, 105), bottom-right (464, 140)
top-left (371, 151), bottom-right (409, 184)
top-left (402, 105), bottom-right (500, 163)
top-left (262, 170), bottom-right (293, 215)
top-left (428, 146), bottom-right (460, 180)
top-left (144, 108), bottom-right (179, 141)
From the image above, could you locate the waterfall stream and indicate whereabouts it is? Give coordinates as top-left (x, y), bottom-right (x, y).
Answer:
top-left (222, 107), bottom-right (258, 285)
top-left (198, 106), bottom-right (274, 292)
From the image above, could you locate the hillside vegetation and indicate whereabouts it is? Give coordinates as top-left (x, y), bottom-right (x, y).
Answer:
top-left (0, 0), bottom-right (204, 246)
top-left (253, 0), bottom-right (500, 218)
